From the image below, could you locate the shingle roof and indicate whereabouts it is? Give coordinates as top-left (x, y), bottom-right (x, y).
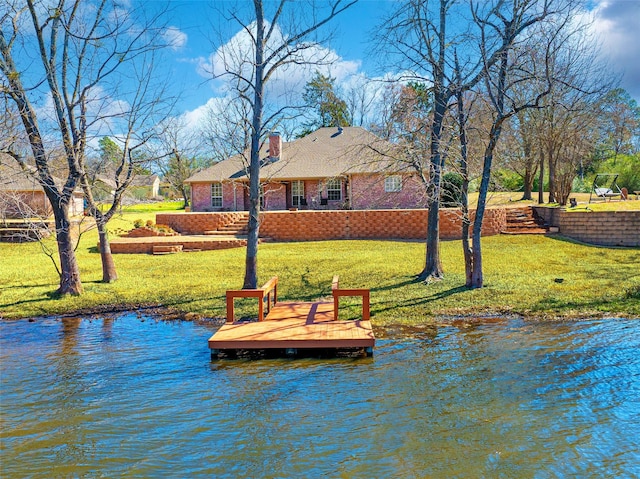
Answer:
top-left (185, 126), bottom-right (406, 183)
top-left (0, 154), bottom-right (48, 192)
top-left (0, 153), bottom-right (80, 193)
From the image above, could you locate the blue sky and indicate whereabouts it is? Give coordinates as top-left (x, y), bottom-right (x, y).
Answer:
top-left (155, 1), bottom-right (396, 115)
top-left (149, 0), bottom-right (640, 131)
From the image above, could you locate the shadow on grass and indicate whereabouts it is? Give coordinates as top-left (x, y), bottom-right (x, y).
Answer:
top-left (372, 285), bottom-right (471, 316)
top-left (546, 234), bottom-right (640, 250)
top-left (530, 292), bottom-right (640, 316)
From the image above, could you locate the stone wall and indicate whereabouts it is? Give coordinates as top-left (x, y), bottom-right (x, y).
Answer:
top-left (159, 208), bottom-right (507, 241)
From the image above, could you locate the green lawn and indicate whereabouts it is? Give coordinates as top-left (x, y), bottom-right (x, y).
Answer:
top-left (1, 202), bottom-right (638, 322)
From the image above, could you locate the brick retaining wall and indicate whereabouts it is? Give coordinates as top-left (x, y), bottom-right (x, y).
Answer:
top-left (156, 212), bottom-right (247, 235)
top-left (108, 237), bottom-right (248, 254)
top-left (159, 208), bottom-right (506, 241)
top-left (533, 207), bottom-right (639, 247)
top-left (557, 211), bottom-right (640, 247)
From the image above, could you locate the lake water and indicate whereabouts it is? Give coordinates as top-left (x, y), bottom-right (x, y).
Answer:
top-left (1, 315), bottom-right (639, 478)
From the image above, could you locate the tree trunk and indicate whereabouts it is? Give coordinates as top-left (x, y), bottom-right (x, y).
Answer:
top-left (418, 0), bottom-right (448, 282)
top-left (521, 167), bottom-right (534, 201)
top-left (242, 2), bottom-right (265, 290)
top-left (470, 226), bottom-right (483, 288)
top-left (418, 91), bottom-right (446, 281)
top-left (419, 204), bottom-right (443, 281)
top-left (243, 193), bottom-right (260, 289)
top-left (52, 206), bottom-right (83, 295)
top-left (537, 150), bottom-right (545, 204)
top-left (470, 145), bottom-right (495, 288)
top-left (97, 219), bottom-right (118, 283)
top-left (180, 185), bottom-right (190, 209)
top-left (548, 150), bottom-right (556, 203)
top-left (454, 63), bottom-right (473, 287)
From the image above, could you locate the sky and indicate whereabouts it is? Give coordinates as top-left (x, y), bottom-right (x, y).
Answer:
top-left (155, 0), bottom-right (394, 126)
top-left (10, 0), bottom-right (638, 149)
top-left (148, 0), bottom-right (640, 135)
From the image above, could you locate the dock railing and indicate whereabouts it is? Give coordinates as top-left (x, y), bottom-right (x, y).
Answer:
top-left (226, 276), bottom-right (278, 323)
top-left (331, 275), bottom-right (370, 321)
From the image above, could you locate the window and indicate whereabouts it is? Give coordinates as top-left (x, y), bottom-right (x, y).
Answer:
top-left (326, 178), bottom-right (342, 201)
top-left (385, 175), bottom-right (402, 193)
top-left (292, 180), bottom-right (305, 206)
top-left (211, 182), bottom-right (223, 208)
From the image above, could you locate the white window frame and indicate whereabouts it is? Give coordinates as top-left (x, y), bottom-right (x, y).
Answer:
top-left (385, 175), bottom-right (402, 193)
top-left (326, 178), bottom-right (342, 201)
top-left (292, 180), bottom-right (305, 206)
top-left (211, 182), bottom-right (223, 208)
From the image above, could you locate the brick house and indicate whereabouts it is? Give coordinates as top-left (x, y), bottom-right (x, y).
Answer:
top-left (0, 155), bottom-right (84, 219)
top-left (185, 127), bottom-right (428, 212)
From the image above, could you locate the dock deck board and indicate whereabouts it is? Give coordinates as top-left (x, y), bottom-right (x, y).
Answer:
top-left (208, 301), bottom-right (375, 352)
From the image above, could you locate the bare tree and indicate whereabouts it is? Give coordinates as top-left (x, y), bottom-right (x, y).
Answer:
top-left (380, 0), bottom-right (545, 282)
top-left (1, 0), bottom-right (171, 292)
top-left (464, 0), bottom-right (614, 288)
top-left (211, 0), bottom-right (356, 289)
top-left (529, 16), bottom-right (612, 205)
top-left (81, 65), bottom-right (173, 283)
top-left (153, 116), bottom-right (211, 209)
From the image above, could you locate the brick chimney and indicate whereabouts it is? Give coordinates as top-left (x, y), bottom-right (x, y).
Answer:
top-left (269, 132), bottom-right (282, 159)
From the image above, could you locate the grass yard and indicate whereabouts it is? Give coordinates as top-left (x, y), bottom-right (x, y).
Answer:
top-left (1, 200), bottom-right (638, 322)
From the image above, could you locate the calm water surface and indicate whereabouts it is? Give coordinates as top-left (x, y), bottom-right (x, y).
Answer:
top-left (1, 315), bottom-right (639, 478)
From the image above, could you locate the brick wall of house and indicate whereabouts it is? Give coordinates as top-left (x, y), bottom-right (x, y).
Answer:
top-left (350, 174), bottom-right (428, 209)
top-left (263, 182), bottom-right (287, 210)
top-left (558, 211), bottom-right (640, 247)
top-left (190, 183), bottom-right (211, 211)
top-left (159, 208), bottom-right (506, 241)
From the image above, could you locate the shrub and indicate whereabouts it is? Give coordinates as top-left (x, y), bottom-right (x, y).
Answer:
top-left (133, 219), bottom-right (144, 228)
top-left (493, 169), bottom-right (524, 192)
top-left (441, 172), bottom-right (464, 207)
top-left (593, 154), bottom-right (640, 192)
top-left (146, 219), bottom-right (154, 228)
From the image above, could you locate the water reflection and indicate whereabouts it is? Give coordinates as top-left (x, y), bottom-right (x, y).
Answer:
top-left (1, 316), bottom-right (639, 478)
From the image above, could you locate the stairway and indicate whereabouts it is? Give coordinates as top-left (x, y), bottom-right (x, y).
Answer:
top-left (204, 214), bottom-right (250, 237)
top-left (502, 206), bottom-right (548, 235)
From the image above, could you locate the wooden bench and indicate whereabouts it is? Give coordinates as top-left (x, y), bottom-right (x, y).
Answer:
top-left (331, 275), bottom-right (370, 321)
top-left (226, 276), bottom-right (279, 323)
top-left (225, 275), bottom-right (370, 323)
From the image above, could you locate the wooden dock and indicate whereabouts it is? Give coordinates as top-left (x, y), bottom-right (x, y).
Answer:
top-left (208, 276), bottom-right (374, 359)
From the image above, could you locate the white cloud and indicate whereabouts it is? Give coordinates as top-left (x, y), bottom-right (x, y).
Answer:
top-left (196, 21), bottom-right (361, 100)
top-left (589, 0), bottom-right (640, 100)
top-left (181, 97), bottom-right (226, 131)
top-left (163, 26), bottom-right (187, 51)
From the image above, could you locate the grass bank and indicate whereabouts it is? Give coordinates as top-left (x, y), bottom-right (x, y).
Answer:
top-left (1, 202), bottom-right (639, 323)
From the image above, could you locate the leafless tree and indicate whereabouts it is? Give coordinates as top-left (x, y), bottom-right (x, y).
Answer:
top-left (151, 115), bottom-right (212, 209)
top-left (1, 0), bottom-right (171, 292)
top-left (211, 0), bottom-right (356, 289)
top-left (379, 0), bottom-right (549, 282)
top-left (81, 63), bottom-right (173, 283)
top-left (463, 0), bottom-right (613, 288)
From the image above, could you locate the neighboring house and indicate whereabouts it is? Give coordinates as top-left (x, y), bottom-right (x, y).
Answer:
top-left (0, 155), bottom-right (83, 219)
top-left (185, 126), bottom-right (428, 212)
top-left (131, 174), bottom-right (160, 198)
